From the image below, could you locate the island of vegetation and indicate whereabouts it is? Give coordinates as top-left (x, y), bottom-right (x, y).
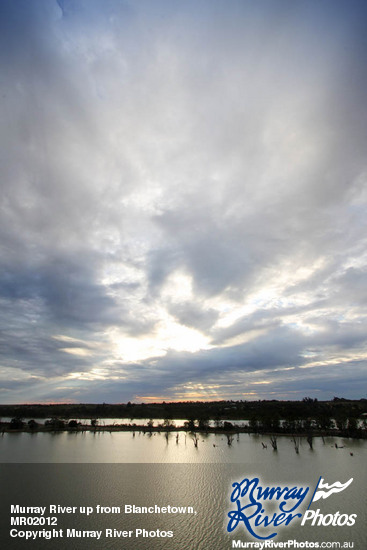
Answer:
top-left (1, 398), bottom-right (366, 442)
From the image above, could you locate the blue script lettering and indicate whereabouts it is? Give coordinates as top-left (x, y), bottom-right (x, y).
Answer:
top-left (227, 477), bottom-right (309, 540)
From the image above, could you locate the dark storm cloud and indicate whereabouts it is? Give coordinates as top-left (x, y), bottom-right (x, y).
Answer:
top-left (149, 209), bottom-right (259, 297)
top-left (0, 246), bottom-right (155, 336)
top-left (0, 321), bottom-right (95, 377)
top-left (167, 301), bottom-right (220, 332)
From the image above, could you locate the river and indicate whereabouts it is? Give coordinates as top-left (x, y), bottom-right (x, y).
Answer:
top-left (0, 431), bottom-right (365, 549)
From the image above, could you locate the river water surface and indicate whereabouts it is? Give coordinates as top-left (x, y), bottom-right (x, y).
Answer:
top-left (0, 432), bottom-right (365, 549)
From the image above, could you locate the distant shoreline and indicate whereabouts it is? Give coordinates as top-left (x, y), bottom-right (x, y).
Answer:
top-left (1, 398), bottom-right (366, 440)
top-left (1, 421), bottom-right (366, 440)
top-left (1, 396), bottom-right (366, 419)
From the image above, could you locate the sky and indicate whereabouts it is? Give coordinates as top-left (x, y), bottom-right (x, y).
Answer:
top-left (0, 0), bottom-right (366, 404)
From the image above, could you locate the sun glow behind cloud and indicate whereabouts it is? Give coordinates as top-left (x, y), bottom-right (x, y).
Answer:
top-left (111, 319), bottom-right (210, 363)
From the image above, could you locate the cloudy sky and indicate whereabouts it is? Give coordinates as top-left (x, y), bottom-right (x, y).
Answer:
top-left (1, 0), bottom-right (366, 404)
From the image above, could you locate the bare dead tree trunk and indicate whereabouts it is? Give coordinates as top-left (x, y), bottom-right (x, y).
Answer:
top-left (192, 433), bottom-right (199, 447)
top-left (292, 436), bottom-right (300, 454)
top-left (270, 435), bottom-right (277, 450)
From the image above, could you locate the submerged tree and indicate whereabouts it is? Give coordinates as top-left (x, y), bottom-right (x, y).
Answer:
top-left (184, 419), bottom-right (196, 431)
top-left (191, 433), bottom-right (199, 448)
top-left (291, 436), bottom-right (300, 454)
top-left (226, 434), bottom-right (234, 446)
